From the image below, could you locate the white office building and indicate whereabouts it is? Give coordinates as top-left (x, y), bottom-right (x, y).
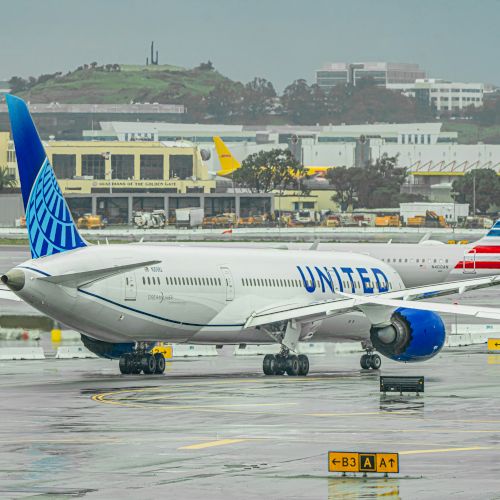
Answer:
top-left (316, 62), bottom-right (426, 89)
top-left (388, 79), bottom-right (484, 111)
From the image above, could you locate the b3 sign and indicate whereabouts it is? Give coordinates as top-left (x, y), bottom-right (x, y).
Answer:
top-left (328, 451), bottom-right (399, 474)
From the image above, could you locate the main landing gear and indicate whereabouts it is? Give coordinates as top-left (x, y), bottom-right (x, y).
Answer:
top-left (360, 343), bottom-right (381, 370)
top-left (119, 344), bottom-right (166, 375)
top-left (262, 350), bottom-right (310, 376)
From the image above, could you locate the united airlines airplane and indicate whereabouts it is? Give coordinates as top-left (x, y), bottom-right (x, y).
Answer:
top-left (2, 95), bottom-right (500, 378)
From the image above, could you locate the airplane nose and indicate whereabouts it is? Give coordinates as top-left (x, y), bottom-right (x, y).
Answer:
top-left (1, 268), bottom-right (25, 291)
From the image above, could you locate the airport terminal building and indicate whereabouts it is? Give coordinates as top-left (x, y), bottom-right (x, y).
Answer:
top-left (0, 133), bottom-right (273, 225)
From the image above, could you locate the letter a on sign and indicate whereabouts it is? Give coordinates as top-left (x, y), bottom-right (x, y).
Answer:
top-left (359, 454), bottom-right (376, 472)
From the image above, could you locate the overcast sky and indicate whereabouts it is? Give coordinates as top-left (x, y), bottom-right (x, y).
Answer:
top-left (1, 0), bottom-right (499, 90)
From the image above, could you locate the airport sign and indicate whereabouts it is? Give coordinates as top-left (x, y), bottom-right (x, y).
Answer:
top-left (487, 338), bottom-right (500, 351)
top-left (328, 452), bottom-right (399, 474)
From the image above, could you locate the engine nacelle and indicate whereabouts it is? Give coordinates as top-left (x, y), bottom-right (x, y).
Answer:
top-left (370, 308), bottom-right (445, 362)
top-left (81, 334), bottom-right (136, 359)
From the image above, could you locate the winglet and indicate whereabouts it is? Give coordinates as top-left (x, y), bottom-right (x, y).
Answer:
top-left (6, 95), bottom-right (87, 259)
top-left (213, 136), bottom-right (241, 176)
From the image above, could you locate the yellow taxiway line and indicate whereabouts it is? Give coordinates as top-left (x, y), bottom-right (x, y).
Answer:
top-left (179, 438), bottom-right (250, 450)
top-left (399, 446), bottom-right (492, 455)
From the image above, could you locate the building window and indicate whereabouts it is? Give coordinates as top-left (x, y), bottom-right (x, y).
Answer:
top-left (140, 155), bottom-right (164, 180)
top-left (170, 155), bottom-right (193, 179)
top-left (112, 155), bottom-right (134, 179)
top-left (82, 154), bottom-right (105, 179)
top-left (52, 154), bottom-right (76, 179)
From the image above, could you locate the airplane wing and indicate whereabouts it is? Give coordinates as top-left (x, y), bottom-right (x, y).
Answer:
top-left (37, 260), bottom-right (161, 288)
top-left (244, 274), bottom-right (500, 328)
top-left (0, 285), bottom-right (23, 301)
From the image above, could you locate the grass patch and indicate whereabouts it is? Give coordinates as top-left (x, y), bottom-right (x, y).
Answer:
top-left (18, 65), bottom-right (236, 104)
top-left (442, 121), bottom-right (500, 144)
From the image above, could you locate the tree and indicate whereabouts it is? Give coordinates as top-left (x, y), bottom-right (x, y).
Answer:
top-left (241, 77), bottom-right (276, 120)
top-left (0, 167), bottom-right (16, 190)
top-left (8, 76), bottom-right (29, 93)
top-left (357, 155), bottom-right (406, 208)
top-left (196, 61), bottom-right (214, 71)
top-left (232, 149), bottom-right (306, 194)
top-left (281, 79), bottom-right (315, 124)
top-left (206, 81), bottom-right (244, 121)
top-left (326, 155), bottom-right (406, 210)
top-left (452, 168), bottom-right (500, 214)
top-left (326, 166), bottom-right (362, 211)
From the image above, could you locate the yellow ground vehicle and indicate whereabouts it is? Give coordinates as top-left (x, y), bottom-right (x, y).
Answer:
top-left (203, 213), bottom-right (237, 228)
top-left (77, 214), bottom-right (105, 229)
top-left (407, 211), bottom-right (447, 228)
top-left (323, 215), bottom-right (340, 228)
top-left (151, 343), bottom-right (173, 359)
top-left (375, 215), bottom-right (400, 227)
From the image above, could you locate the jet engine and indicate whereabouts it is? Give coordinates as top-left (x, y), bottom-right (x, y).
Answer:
top-left (370, 308), bottom-right (445, 362)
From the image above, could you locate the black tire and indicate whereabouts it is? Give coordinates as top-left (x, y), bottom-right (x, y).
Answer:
top-left (263, 354), bottom-right (276, 375)
top-left (297, 354), bottom-right (310, 376)
top-left (119, 354), bottom-right (131, 375)
top-left (360, 354), bottom-right (371, 370)
top-left (369, 354), bottom-right (382, 370)
top-left (285, 355), bottom-right (300, 376)
top-left (274, 356), bottom-right (286, 376)
top-left (141, 353), bottom-right (157, 375)
top-left (154, 353), bottom-right (166, 374)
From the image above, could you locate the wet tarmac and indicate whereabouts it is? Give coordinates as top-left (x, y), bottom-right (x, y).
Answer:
top-left (1, 348), bottom-right (500, 499)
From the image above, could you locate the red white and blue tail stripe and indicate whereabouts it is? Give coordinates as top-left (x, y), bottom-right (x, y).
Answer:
top-left (454, 220), bottom-right (500, 270)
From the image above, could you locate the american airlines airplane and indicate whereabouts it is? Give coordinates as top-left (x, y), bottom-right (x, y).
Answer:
top-left (3, 95), bottom-right (500, 378)
top-left (273, 231), bottom-right (500, 288)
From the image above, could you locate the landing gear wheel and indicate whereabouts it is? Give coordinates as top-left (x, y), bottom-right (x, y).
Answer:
top-left (369, 354), bottom-right (381, 370)
top-left (154, 353), bottom-right (166, 374)
top-left (297, 354), bottom-right (310, 376)
top-left (119, 354), bottom-right (131, 374)
top-left (285, 355), bottom-right (300, 376)
top-left (263, 354), bottom-right (276, 375)
top-left (141, 353), bottom-right (157, 375)
top-left (360, 354), bottom-right (371, 370)
top-left (274, 356), bottom-right (286, 376)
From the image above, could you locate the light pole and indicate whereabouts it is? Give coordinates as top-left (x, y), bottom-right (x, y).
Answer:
top-left (472, 170), bottom-right (476, 215)
top-left (451, 190), bottom-right (459, 230)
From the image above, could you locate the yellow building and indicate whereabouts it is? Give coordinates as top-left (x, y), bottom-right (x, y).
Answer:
top-left (0, 134), bottom-right (275, 224)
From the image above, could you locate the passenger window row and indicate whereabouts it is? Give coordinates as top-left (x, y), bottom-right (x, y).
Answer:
top-left (241, 277), bottom-right (386, 291)
top-left (142, 276), bottom-right (222, 286)
top-left (241, 278), bottom-right (302, 288)
top-left (383, 258), bottom-right (449, 264)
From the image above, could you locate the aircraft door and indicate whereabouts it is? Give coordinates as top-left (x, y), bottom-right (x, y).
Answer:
top-left (124, 272), bottom-right (137, 301)
top-left (220, 266), bottom-right (235, 301)
top-left (462, 249), bottom-right (476, 274)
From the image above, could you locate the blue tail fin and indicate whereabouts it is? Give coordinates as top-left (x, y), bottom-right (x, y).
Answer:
top-left (6, 95), bottom-right (87, 259)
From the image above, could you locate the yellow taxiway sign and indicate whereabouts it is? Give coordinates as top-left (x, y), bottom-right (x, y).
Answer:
top-left (487, 338), bottom-right (500, 351)
top-left (328, 452), bottom-right (399, 474)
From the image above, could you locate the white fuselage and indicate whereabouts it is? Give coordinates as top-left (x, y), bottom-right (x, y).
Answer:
top-left (161, 241), bottom-right (498, 287)
top-left (15, 245), bottom-right (405, 345)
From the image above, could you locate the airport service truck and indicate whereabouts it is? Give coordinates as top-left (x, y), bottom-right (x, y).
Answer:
top-left (175, 207), bottom-right (204, 228)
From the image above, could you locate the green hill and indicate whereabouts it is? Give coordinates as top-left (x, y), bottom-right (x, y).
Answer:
top-left (16, 63), bottom-right (238, 104)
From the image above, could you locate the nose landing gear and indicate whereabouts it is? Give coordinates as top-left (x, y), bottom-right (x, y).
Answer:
top-left (359, 340), bottom-right (382, 370)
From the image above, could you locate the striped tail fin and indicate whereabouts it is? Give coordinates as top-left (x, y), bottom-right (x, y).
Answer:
top-left (6, 95), bottom-right (87, 259)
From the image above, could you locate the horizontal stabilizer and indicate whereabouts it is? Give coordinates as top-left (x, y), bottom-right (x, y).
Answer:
top-left (38, 260), bottom-right (161, 288)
